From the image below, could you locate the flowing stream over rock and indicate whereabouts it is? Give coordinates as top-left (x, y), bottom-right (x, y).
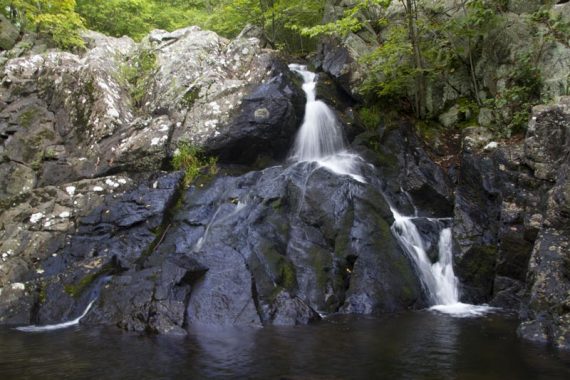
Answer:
top-left (14, 276), bottom-right (111, 332)
top-left (289, 64), bottom-right (493, 317)
top-left (289, 64), bottom-right (365, 183)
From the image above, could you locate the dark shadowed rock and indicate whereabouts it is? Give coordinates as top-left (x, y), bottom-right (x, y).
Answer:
top-left (204, 62), bottom-right (306, 163)
top-left (352, 122), bottom-right (454, 218)
top-left (142, 162), bottom-right (425, 329)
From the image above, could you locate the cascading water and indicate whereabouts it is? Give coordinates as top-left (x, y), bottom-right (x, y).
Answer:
top-left (288, 64), bottom-right (345, 160)
top-left (16, 300), bottom-right (96, 332)
top-left (288, 64), bottom-right (364, 183)
top-left (15, 276), bottom-right (111, 332)
top-left (391, 213), bottom-right (493, 316)
top-left (288, 63), bottom-right (494, 317)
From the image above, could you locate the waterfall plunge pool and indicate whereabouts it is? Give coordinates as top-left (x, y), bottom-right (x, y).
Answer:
top-left (1, 312), bottom-right (569, 379)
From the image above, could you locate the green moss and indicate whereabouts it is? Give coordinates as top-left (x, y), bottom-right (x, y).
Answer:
top-left (259, 242), bottom-right (297, 291)
top-left (311, 248), bottom-right (330, 290)
top-left (38, 284), bottom-right (48, 304)
top-left (281, 261), bottom-right (297, 290)
top-left (415, 120), bottom-right (442, 143)
top-left (171, 142), bottom-right (218, 188)
top-left (84, 78), bottom-right (96, 98)
top-left (43, 147), bottom-right (58, 161)
top-left (63, 264), bottom-right (115, 298)
top-left (457, 245), bottom-right (498, 294)
top-left (357, 105), bottom-right (382, 131)
top-left (181, 87), bottom-right (200, 109)
top-left (64, 273), bottom-right (99, 298)
top-left (137, 221), bottom-right (171, 265)
top-left (270, 198), bottom-right (282, 210)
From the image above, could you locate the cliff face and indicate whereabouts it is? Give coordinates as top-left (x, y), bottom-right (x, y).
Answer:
top-left (317, 1), bottom-right (570, 118)
top-left (0, 5), bottom-right (568, 349)
top-left (0, 25), bottom-right (313, 333)
top-left (0, 24), bottom-right (430, 334)
top-left (447, 100), bottom-right (570, 349)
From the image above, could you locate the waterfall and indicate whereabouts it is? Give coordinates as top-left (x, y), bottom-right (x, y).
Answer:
top-left (392, 211), bottom-right (494, 317)
top-left (288, 64), bottom-right (364, 183)
top-left (289, 64), bottom-right (493, 317)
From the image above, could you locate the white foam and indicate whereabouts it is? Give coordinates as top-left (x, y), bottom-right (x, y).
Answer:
top-left (316, 152), bottom-right (365, 183)
top-left (429, 303), bottom-right (497, 318)
top-left (392, 210), bottom-right (496, 318)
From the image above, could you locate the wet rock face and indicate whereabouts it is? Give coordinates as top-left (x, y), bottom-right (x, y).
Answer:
top-left (202, 63), bottom-right (306, 163)
top-left (518, 103), bottom-right (570, 349)
top-left (0, 24), bottom-right (306, 325)
top-left (352, 122), bottom-right (454, 218)
top-left (449, 97), bottom-right (570, 349)
top-left (451, 123), bottom-right (554, 304)
top-left (143, 163), bottom-right (425, 328)
top-left (2, 163), bottom-right (426, 333)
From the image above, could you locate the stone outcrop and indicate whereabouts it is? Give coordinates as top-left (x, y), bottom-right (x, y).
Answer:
top-left (0, 5), bottom-right (569, 352)
top-left (1, 151), bottom-right (428, 333)
top-left (449, 98), bottom-right (570, 349)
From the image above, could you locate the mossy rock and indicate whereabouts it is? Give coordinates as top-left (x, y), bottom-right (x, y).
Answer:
top-left (455, 245), bottom-right (498, 301)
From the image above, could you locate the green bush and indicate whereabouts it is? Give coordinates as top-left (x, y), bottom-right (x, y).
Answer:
top-left (1, 0), bottom-right (85, 50)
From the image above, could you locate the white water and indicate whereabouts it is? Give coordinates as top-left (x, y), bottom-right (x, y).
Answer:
top-left (15, 300), bottom-right (96, 332)
top-left (391, 211), bottom-right (494, 317)
top-left (288, 63), bottom-right (494, 317)
top-left (288, 64), bottom-right (364, 183)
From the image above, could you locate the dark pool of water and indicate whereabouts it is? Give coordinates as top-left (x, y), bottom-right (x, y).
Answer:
top-left (1, 311), bottom-right (569, 379)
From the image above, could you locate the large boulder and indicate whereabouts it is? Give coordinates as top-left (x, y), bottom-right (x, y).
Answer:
top-left (142, 162), bottom-right (425, 326)
top-left (0, 25), bottom-right (307, 330)
top-left (0, 26), bottom-right (305, 196)
top-left (142, 26), bottom-right (305, 164)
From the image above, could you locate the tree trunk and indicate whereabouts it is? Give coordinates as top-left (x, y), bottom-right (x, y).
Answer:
top-left (403, 0), bottom-right (426, 119)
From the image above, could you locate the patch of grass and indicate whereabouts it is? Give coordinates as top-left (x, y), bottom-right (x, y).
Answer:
top-left (172, 142), bottom-right (218, 188)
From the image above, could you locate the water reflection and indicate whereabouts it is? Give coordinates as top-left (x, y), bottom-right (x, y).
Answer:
top-left (1, 312), bottom-right (569, 380)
